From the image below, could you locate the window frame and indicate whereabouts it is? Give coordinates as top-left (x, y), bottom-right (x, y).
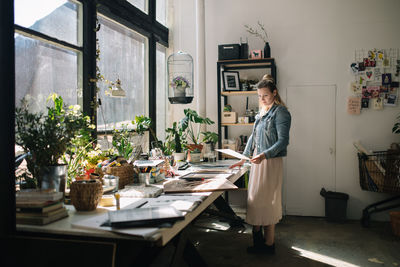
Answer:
top-left (2, 0), bottom-right (169, 237)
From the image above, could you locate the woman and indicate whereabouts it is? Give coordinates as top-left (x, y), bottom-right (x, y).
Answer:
top-left (229, 74), bottom-right (291, 254)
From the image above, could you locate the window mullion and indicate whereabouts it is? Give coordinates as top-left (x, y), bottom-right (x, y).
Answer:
top-left (14, 25), bottom-right (82, 53)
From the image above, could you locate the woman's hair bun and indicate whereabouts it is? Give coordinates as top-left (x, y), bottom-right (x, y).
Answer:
top-left (262, 74), bottom-right (274, 84)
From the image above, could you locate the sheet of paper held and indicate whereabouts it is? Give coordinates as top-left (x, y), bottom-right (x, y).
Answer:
top-left (215, 149), bottom-right (251, 161)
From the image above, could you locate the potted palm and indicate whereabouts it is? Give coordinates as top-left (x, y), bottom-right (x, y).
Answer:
top-left (179, 108), bottom-right (214, 162)
top-left (15, 94), bottom-right (92, 192)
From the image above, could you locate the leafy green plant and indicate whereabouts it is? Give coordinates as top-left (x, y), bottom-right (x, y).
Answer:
top-left (133, 115), bottom-right (152, 136)
top-left (180, 108), bottom-right (215, 145)
top-left (165, 121), bottom-right (187, 154)
top-left (112, 124), bottom-right (135, 160)
top-left (202, 131), bottom-right (218, 144)
top-left (15, 94), bottom-right (93, 187)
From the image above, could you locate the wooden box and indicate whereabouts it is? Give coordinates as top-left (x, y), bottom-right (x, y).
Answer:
top-left (222, 112), bottom-right (237, 124)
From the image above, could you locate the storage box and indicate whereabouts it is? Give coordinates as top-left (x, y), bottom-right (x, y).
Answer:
top-left (218, 44), bottom-right (240, 60)
top-left (221, 112), bottom-right (237, 124)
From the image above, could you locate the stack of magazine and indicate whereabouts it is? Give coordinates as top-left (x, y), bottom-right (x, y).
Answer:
top-left (16, 189), bottom-right (68, 225)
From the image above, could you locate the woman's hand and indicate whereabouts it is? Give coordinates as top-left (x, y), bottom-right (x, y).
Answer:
top-left (229, 159), bottom-right (245, 169)
top-left (250, 153), bottom-right (266, 164)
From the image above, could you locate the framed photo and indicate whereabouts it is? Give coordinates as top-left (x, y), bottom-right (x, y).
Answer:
top-left (222, 71), bottom-right (241, 91)
top-left (250, 50), bottom-right (262, 59)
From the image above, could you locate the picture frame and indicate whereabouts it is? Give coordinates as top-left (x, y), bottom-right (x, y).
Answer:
top-left (222, 71), bottom-right (241, 91)
top-left (250, 50), bottom-right (262, 59)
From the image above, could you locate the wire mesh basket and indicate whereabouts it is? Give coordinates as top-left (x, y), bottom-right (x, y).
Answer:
top-left (358, 151), bottom-right (400, 193)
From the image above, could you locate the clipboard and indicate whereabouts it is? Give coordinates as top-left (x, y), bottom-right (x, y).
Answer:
top-left (215, 149), bottom-right (251, 161)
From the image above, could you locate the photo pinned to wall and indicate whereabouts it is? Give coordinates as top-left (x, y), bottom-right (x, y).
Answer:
top-left (372, 97), bottom-right (383, 110)
top-left (350, 62), bottom-right (359, 74)
top-left (365, 70), bottom-right (374, 81)
top-left (350, 81), bottom-right (362, 94)
top-left (374, 68), bottom-right (382, 82)
top-left (380, 85), bottom-right (389, 93)
top-left (347, 96), bottom-right (361, 115)
top-left (358, 75), bottom-right (366, 86)
top-left (382, 73), bottom-right (392, 86)
top-left (350, 48), bottom-right (399, 112)
top-left (361, 98), bottom-right (369, 108)
top-left (384, 88), bottom-right (397, 106)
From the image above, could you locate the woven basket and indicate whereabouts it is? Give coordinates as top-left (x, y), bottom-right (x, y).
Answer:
top-left (390, 211), bottom-right (400, 237)
top-left (70, 180), bottom-right (103, 211)
top-left (105, 163), bottom-right (134, 189)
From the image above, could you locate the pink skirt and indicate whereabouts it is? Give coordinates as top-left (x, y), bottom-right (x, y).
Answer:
top-left (246, 155), bottom-right (283, 226)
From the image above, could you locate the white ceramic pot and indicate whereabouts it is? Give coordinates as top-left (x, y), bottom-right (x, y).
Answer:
top-left (174, 152), bottom-right (186, 162)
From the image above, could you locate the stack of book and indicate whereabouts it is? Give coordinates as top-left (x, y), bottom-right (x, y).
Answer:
top-left (16, 189), bottom-right (68, 225)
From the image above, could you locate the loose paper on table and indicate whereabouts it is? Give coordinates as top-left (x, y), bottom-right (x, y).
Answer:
top-left (215, 149), bottom-right (251, 161)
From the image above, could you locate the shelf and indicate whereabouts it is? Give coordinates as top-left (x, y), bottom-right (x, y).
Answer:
top-left (221, 91), bottom-right (257, 96)
top-left (221, 123), bottom-right (254, 126)
top-left (217, 58), bottom-right (275, 68)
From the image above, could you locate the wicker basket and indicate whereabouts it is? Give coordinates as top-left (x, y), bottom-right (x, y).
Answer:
top-left (390, 211), bottom-right (400, 237)
top-left (105, 163), bottom-right (134, 189)
top-left (70, 180), bottom-right (103, 211)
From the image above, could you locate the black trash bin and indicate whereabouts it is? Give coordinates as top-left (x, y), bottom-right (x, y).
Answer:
top-left (320, 188), bottom-right (349, 222)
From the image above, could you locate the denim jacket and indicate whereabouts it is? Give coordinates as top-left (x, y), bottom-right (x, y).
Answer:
top-left (243, 104), bottom-right (291, 159)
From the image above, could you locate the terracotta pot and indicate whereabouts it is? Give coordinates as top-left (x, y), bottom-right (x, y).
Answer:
top-left (187, 144), bottom-right (203, 152)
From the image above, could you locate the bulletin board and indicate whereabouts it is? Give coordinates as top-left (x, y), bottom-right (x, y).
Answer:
top-left (347, 48), bottom-right (400, 114)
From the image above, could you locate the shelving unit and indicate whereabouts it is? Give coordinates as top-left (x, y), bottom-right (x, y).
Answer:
top-left (217, 58), bottom-right (277, 153)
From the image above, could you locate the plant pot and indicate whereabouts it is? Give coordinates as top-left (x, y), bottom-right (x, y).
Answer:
top-left (189, 152), bottom-right (201, 163)
top-left (174, 152), bottom-right (186, 162)
top-left (40, 164), bottom-right (67, 195)
top-left (187, 144), bottom-right (203, 152)
top-left (70, 180), bottom-right (103, 211)
top-left (174, 86), bottom-right (186, 97)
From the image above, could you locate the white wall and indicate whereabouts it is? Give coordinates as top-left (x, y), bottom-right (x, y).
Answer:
top-left (170, 0), bottom-right (400, 220)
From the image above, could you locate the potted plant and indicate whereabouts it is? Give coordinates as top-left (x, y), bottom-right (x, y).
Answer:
top-left (202, 131), bottom-right (219, 162)
top-left (15, 94), bottom-right (92, 191)
top-left (112, 123), bottom-right (135, 160)
top-left (180, 108), bottom-right (215, 151)
top-left (170, 76), bottom-right (190, 97)
top-left (165, 121), bottom-right (187, 161)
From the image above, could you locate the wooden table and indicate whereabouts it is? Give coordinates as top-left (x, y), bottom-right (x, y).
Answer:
top-left (13, 160), bottom-right (249, 267)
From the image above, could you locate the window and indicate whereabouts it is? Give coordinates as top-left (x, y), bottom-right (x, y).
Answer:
top-left (156, 43), bottom-right (167, 142)
top-left (127, 0), bottom-right (148, 14)
top-left (156, 0), bottom-right (167, 26)
top-left (14, 0), bottom-right (82, 111)
top-left (96, 15), bottom-right (148, 131)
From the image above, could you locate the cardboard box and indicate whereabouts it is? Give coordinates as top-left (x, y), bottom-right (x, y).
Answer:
top-left (222, 112), bottom-right (237, 124)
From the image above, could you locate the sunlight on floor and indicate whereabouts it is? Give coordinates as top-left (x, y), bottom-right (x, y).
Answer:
top-left (291, 246), bottom-right (360, 267)
top-left (211, 222), bottom-right (230, 231)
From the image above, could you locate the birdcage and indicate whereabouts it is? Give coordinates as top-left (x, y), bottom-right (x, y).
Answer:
top-left (167, 51), bottom-right (193, 104)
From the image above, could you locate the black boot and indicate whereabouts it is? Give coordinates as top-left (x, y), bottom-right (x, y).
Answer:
top-left (247, 229), bottom-right (276, 255)
top-left (246, 229), bottom-right (265, 254)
